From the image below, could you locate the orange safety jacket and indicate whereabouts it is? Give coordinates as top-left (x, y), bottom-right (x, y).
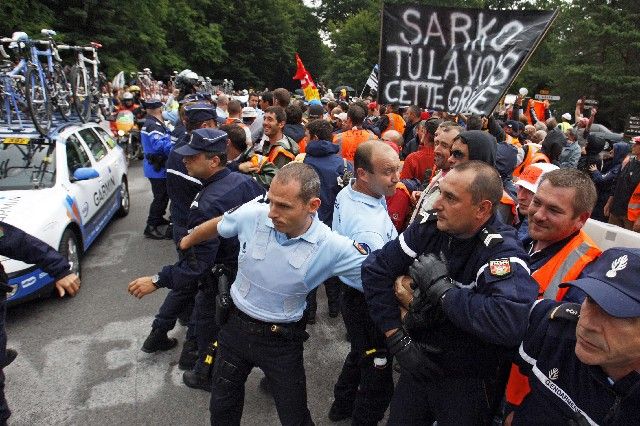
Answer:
top-left (627, 181), bottom-right (640, 222)
top-left (505, 230), bottom-right (601, 406)
top-left (267, 145), bottom-right (296, 164)
top-left (250, 153), bottom-right (269, 172)
top-left (334, 129), bottom-right (377, 162)
top-left (386, 113), bottom-right (406, 135)
top-left (500, 191), bottom-right (518, 225)
top-left (513, 147), bottom-right (549, 178)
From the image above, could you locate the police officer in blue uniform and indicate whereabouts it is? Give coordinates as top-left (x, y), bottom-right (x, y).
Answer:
top-left (141, 98), bottom-right (173, 239)
top-left (142, 103), bottom-right (218, 367)
top-left (363, 161), bottom-right (539, 425)
top-left (509, 247), bottom-right (640, 425)
top-left (0, 221), bottom-right (81, 424)
top-left (178, 163), bottom-right (371, 425)
top-left (128, 128), bottom-right (266, 391)
top-left (329, 141), bottom-right (399, 425)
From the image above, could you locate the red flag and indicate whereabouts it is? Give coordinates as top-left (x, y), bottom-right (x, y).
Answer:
top-left (293, 53), bottom-right (320, 101)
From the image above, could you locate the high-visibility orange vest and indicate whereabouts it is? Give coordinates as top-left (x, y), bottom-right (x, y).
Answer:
top-left (267, 145), bottom-right (296, 164)
top-left (500, 191), bottom-right (518, 225)
top-left (513, 146), bottom-right (548, 178)
top-left (627, 182), bottom-right (640, 222)
top-left (334, 129), bottom-right (376, 162)
top-left (523, 99), bottom-right (547, 124)
top-left (396, 181), bottom-right (410, 197)
top-left (505, 134), bottom-right (522, 149)
top-left (250, 153), bottom-right (269, 172)
top-left (505, 230), bottom-right (601, 406)
top-left (386, 113), bottom-right (406, 135)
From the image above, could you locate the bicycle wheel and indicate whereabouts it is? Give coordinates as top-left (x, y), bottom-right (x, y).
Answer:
top-left (52, 65), bottom-right (72, 121)
top-left (25, 67), bottom-right (52, 135)
top-left (70, 65), bottom-right (92, 122)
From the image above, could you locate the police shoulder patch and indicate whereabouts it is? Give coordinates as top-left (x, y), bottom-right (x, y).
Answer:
top-left (353, 241), bottom-right (369, 255)
top-left (488, 258), bottom-right (512, 277)
top-left (548, 302), bottom-right (581, 322)
top-left (479, 226), bottom-right (504, 248)
top-left (418, 209), bottom-right (438, 225)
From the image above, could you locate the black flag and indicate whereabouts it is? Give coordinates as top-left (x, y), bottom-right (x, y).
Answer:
top-left (378, 4), bottom-right (557, 115)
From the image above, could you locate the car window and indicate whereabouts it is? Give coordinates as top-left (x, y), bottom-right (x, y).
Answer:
top-left (0, 137), bottom-right (57, 190)
top-left (66, 134), bottom-right (91, 175)
top-left (79, 128), bottom-right (108, 161)
top-left (93, 127), bottom-right (117, 149)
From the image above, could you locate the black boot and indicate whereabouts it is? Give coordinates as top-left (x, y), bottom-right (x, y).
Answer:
top-left (141, 329), bottom-right (178, 353)
top-left (183, 363), bottom-right (212, 392)
top-left (144, 225), bottom-right (166, 240)
top-left (328, 399), bottom-right (352, 422)
top-left (178, 338), bottom-right (198, 370)
top-left (2, 348), bottom-right (17, 368)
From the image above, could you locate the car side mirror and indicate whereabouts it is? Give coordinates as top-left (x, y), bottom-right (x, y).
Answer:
top-left (72, 167), bottom-right (99, 181)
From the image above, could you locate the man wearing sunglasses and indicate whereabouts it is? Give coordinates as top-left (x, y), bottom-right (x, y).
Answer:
top-left (447, 130), bottom-right (519, 226)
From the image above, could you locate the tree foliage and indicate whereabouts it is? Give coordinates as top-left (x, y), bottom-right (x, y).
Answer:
top-left (0, 0), bottom-right (325, 91)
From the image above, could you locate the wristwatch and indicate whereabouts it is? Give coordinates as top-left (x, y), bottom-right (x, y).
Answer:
top-left (151, 274), bottom-right (161, 289)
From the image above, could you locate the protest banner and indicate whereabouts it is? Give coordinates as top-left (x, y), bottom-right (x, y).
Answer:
top-left (625, 115), bottom-right (640, 138)
top-left (378, 4), bottom-right (557, 115)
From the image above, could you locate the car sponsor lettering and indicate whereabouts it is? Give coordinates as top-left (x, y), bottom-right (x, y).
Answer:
top-left (93, 176), bottom-right (116, 206)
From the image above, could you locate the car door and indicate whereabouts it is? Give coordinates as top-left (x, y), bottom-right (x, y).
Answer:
top-left (63, 133), bottom-right (98, 229)
top-left (93, 126), bottom-right (126, 184)
top-left (77, 127), bottom-right (118, 209)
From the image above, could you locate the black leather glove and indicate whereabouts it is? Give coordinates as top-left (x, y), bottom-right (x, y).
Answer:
top-left (385, 327), bottom-right (443, 380)
top-left (408, 253), bottom-right (455, 309)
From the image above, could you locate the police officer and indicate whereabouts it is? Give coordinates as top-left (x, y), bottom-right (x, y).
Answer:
top-left (141, 98), bottom-right (173, 239)
top-left (363, 161), bottom-right (538, 425)
top-left (328, 141), bottom-right (400, 424)
top-left (508, 247), bottom-right (640, 425)
top-left (0, 221), bottom-right (81, 424)
top-left (178, 163), bottom-right (370, 425)
top-left (128, 129), bottom-right (266, 391)
top-left (142, 102), bottom-right (218, 369)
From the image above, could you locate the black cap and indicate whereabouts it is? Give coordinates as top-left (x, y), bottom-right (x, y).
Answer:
top-left (143, 98), bottom-right (163, 109)
top-left (184, 102), bottom-right (217, 123)
top-left (174, 129), bottom-right (228, 156)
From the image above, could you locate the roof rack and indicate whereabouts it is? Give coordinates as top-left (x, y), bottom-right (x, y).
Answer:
top-left (0, 113), bottom-right (87, 141)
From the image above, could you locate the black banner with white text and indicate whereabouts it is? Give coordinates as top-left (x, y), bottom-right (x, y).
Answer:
top-left (379, 4), bottom-right (557, 115)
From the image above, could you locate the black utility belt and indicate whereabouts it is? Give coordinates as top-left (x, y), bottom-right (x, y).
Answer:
top-left (230, 306), bottom-right (308, 341)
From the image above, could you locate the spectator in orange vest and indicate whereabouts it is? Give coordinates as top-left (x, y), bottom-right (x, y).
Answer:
top-left (333, 105), bottom-right (377, 162)
top-left (377, 104), bottom-right (405, 136)
top-left (400, 119), bottom-right (440, 183)
top-left (504, 168), bottom-right (601, 416)
top-left (259, 106), bottom-right (299, 169)
top-left (604, 136), bottom-right (640, 231)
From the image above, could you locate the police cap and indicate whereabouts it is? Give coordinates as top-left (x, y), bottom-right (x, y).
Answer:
top-left (184, 102), bottom-right (217, 123)
top-left (174, 128), bottom-right (228, 156)
top-left (143, 98), bottom-right (163, 109)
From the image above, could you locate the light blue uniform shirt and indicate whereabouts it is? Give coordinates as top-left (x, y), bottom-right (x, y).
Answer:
top-left (332, 180), bottom-right (398, 289)
top-left (218, 195), bottom-right (367, 323)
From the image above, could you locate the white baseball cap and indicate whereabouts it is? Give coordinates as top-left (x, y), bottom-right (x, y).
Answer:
top-left (515, 163), bottom-right (559, 193)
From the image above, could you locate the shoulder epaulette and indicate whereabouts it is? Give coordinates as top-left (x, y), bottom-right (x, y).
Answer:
top-left (479, 226), bottom-right (504, 248)
top-left (417, 209), bottom-right (438, 224)
top-left (548, 302), bottom-right (581, 322)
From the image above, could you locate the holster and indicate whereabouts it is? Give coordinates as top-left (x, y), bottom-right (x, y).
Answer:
top-left (213, 265), bottom-right (232, 327)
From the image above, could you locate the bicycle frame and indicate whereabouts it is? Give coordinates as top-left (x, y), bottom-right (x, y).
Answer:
top-left (0, 39), bottom-right (30, 128)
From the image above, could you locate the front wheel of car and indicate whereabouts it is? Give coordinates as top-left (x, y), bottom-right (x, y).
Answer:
top-left (59, 228), bottom-right (81, 279)
top-left (116, 177), bottom-right (130, 217)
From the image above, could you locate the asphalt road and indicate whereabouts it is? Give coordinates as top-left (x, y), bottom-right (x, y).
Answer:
top-left (4, 162), bottom-right (355, 425)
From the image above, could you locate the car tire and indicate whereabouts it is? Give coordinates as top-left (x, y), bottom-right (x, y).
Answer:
top-left (58, 228), bottom-right (81, 279)
top-left (116, 177), bottom-right (130, 217)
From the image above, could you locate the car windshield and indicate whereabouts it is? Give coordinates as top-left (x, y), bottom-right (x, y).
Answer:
top-left (0, 137), bottom-right (56, 190)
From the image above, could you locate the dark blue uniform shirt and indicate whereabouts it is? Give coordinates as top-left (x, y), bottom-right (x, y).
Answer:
top-left (140, 116), bottom-right (172, 179)
top-left (157, 169), bottom-right (265, 290)
top-left (362, 211), bottom-right (538, 377)
top-left (166, 134), bottom-right (202, 232)
top-left (513, 300), bottom-right (640, 425)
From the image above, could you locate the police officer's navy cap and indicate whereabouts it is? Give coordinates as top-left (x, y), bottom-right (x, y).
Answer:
top-left (184, 102), bottom-right (217, 123)
top-left (174, 128), bottom-right (228, 156)
top-left (180, 92), bottom-right (213, 104)
top-left (559, 247), bottom-right (640, 318)
top-left (143, 98), bottom-right (163, 109)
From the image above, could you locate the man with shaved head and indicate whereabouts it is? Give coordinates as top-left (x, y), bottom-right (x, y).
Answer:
top-left (329, 140), bottom-right (400, 424)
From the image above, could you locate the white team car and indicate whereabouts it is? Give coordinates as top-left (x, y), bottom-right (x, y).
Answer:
top-left (0, 121), bottom-right (129, 304)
